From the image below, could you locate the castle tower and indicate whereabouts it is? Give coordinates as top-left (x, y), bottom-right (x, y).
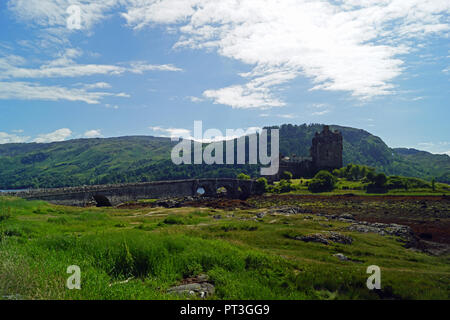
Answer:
top-left (310, 126), bottom-right (343, 172)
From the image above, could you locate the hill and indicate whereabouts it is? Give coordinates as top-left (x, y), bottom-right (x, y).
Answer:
top-left (0, 124), bottom-right (448, 189)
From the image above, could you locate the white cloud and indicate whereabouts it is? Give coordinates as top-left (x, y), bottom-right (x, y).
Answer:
top-left (203, 84), bottom-right (285, 109)
top-left (129, 61), bottom-right (182, 73)
top-left (105, 104), bottom-right (120, 109)
top-left (7, 0), bottom-right (450, 109)
top-left (123, 0), bottom-right (449, 107)
top-left (0, 47), bottom-right (180, 104)
top-left (83, 82), bottom-right (112, 89)
top-left (32, 128), bottom-right (72, 143)
top-left (149, 126), bottom-right (192, 139)
top-left (0, 81), bottom-right (128, 104)
top-left (0, 132), bottom-right (30, 144)
top-left (187, 96), bottom-right (204, 103)
top-left (312, 110), bottom-right (331, 116)
top-left (0, 50), bottom-right (182, 80)
top-left (84, 129), bottom-right (103, 138)
top-left (149, 125), bottom-right (262, 142)
top-left (259, 113), bottom-right (295, 119)
top-left (418, 142), bottom-right (435, 148)
top-left (7, 0), bottom-right (122, 31)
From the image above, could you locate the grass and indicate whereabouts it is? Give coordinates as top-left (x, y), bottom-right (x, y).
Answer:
top-left (0, 196), bottom-right (448, 300)
top-left (274, 178), bottom-right (450, 196)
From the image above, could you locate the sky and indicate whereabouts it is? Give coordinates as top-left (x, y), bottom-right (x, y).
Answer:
top-left (0, 0), bottom-right (449, 155)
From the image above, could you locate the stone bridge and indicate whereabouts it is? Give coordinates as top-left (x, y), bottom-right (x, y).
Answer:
top-left (6, 179), bottom-right (256, 207)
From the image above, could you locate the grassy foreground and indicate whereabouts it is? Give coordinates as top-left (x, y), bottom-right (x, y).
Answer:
top-left (0, 197), bottom-right (449, 300)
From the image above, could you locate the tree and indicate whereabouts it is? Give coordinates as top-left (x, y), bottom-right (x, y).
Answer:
top-left (280, 171), bottom-right (293, 181)
top-left (278, 179), bottom-right (294, 193)
top-left (237, 173), bottom-right (251, 180)
top-left (308, 170), bottom-right (337, 193)
top-left (366, 172), bottom-right (388, 193)
top-left (431, 178), bottom-right (436, 191)
top-left (374, 173), bottom-right (387, 188)
top-left (255, 177), bottom-right (268, 195)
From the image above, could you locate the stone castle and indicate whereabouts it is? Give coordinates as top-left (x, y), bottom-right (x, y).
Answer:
top-left (273, 125), bottom-right (343, 180)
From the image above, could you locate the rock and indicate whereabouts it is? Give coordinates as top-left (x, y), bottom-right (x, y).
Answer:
top-left (168, 283), bottom-right (215, 298)
top-left (340, 214), bottom-right (355, 220)
top-left (269, 206), bottom-right (310, 215)
top-left (297, 231), bottom-right (353, 245)
top-left (213, 215), bottom-right (222, 220)
top-left (347, 221), bottom-right (418, 248)
top-left (333, 253), bottom-right (349, 261)
top-left (256, 212), bottom-right (266, 219)
top-left (298, 234), bottom-right (330, 245)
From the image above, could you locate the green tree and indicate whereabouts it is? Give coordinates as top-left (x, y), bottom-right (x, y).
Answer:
top-left (374, 173), bottom-right (387, 188)
top-left (308, 170), bottom-right (337, 193)
top-left (237, 173), bottom-right (251, 180)
top-left (255, 177), bottom-right (268, 195)
top-left (280, 171), bottom-right (293, 181)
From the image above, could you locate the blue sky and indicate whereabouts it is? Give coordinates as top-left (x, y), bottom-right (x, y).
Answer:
top-left (0, 0), bottom-right (449, 155)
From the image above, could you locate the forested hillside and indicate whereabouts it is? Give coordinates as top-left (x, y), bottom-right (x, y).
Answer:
top-left (0, 124), bottom-right (448, 189)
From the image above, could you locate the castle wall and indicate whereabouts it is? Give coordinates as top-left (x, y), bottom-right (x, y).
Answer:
top-left (272, 126), bottom-right (343, 180)
top-left (310, 126), bottom-right (343, 171)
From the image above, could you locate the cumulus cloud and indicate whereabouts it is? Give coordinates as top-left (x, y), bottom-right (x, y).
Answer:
top-left (122, 0), bottom-right (449, 106)
top-left (0, 132), bottom-right (30, 144)
top-left (203, 85), bottom-right (285, 109)
top-left (149, 124), bottom-right (262, 142)
top-left (84, 129), bottom-right (103, 138)
top-left (149, 126), bottom-right (192, 139)
top-left (32, 128), bottom-right (72, 143)
top-left (7, 0), bottom-right (450, 109)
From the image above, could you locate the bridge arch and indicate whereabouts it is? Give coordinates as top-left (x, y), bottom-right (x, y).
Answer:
top-left (92, 194), bottom-right (112, 207)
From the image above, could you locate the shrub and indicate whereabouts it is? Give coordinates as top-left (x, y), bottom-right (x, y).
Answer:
top-left (308, 170), bottom-right (337, 193)
top-left (237, 173), bottom-right (251, 180)
top-left (366, 173), bottom-right (388, 193)
top-left (280, 171), bottom-right (293, 181)
top-left (255, 178), bottom-right (268, 195)
top-left (386, 176), bottom-right (407, 190)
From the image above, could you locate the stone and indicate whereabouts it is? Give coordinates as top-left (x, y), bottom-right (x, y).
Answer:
top-left (168, 283), bottom-right (215, 299)
top-left (333, 253), bottom-right (349, 261)
top-left (297, 231), bottom-right (353, 245)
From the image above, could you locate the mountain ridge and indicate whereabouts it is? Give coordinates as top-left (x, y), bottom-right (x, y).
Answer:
top-left (0, 124), bottom-right (448, 189)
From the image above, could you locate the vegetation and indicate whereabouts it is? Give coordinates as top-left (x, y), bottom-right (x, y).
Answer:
top-left (308, 171), bottom-right (337, 193)
top-left (280, 171), bottom-right (293, 181)
top-left (0, 197), bottom-right (448, 300)
top-left (237, 173), bottom-right (251, 180)
top-left (0, 124), bottom-right (449, 189)
top-left (254, 178), bottom-right (268, 195)
top-left (266, 164), bottom-right (450, 196)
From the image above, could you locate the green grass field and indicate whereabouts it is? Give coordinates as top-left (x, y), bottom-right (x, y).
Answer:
top-left (272, 178), bottom-right (450, 196)
top-left (0, 196), bottom-right (449, 300)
